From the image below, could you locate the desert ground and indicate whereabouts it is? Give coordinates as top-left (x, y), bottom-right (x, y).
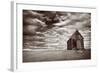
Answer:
top-left (23, 49), bottom-right (91, 62)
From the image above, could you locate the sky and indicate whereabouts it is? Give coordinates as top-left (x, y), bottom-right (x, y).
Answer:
top-left (23, 10), bottom-right (91, 49)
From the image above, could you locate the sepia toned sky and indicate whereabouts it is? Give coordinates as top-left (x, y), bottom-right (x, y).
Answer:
top-left (23, 10), bottom-right (91, 49)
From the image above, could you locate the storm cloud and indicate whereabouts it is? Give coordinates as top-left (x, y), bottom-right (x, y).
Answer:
top-left (23, 10), bottom-right (91, 49)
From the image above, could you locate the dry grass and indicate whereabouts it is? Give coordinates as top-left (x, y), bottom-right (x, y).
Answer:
top-left (23, 49), bottom-right (91, 62)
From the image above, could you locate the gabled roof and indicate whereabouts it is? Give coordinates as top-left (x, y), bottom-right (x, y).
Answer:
top-left (69, 30), bottom-right (84, 40)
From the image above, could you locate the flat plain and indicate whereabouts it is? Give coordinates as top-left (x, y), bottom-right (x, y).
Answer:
top-left (23, 49), bottom-right (91, 62)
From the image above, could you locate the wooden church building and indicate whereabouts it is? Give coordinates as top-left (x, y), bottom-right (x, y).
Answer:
top-left (67, 30), bottom-right (84, 50)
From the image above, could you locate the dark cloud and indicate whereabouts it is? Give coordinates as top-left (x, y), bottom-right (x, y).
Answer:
top-left (23, 10), bottom-right (91, 49)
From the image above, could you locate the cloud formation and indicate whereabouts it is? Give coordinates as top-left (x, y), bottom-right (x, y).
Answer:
top-left (23, 10), bottom-right (91, 49)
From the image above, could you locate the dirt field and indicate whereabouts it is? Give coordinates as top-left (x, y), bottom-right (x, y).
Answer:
top-left (23, 49), bottom-right (91, 62)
